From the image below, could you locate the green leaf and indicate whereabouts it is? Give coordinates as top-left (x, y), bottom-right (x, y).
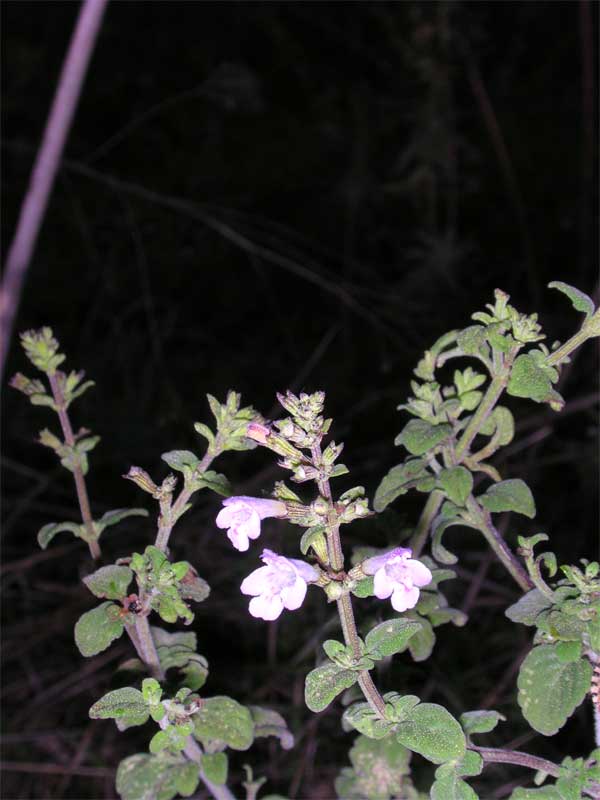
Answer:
top-left (478, 406), bottom-right (515, 446)
top-left (431, 515), bottom-right (462, 565)
top-left (478, 479), bottom-right (536, 518)
top-left (365, 619), bottom-right (422, 659)
top-left (395, 703), bottom-right (466, 764)
top-left (116, 753), bottom-right (184, 800)
top-left (74, 601), bottom-right (124, 657)
top-left (305, 662), bottom-right (358, 712)
top-left (201, 753), bottom-right (227, 785)
top-left (555, 641), bottom-right (582, 663)
top-left (194, 470), bottom-right (231, 496)
top-left (89, 687), bottom-right (148, 727)
top-left (460, 710), bottom-right (506, 735)
top-left (179, 573), bottom-right (210, 604)
top-left (508, 354), bottom-right (556, 404)
top-left (193, 696), bottom-right (253, 750)
top-left (457, 325), bottom-right (487, 355)
top-left (342, 702), bottom-right (394, 739)
top-left (395, 420), bottom-right (452, 456)
top-left (149, 731), bottom-right (171, 754)
top-left (152, 628), bottom-right (209, 691)
top-left (407, 616), bottom-right (436, 662)
top-left (517, 645), bottom-right (592, 735)
top-left (300, 525), bottom-right (327, 555)
top-left (549, 281), bottom-right (595, 318)
top-left (431, 764), bottom-right (479, 800)
top-left (37, 520), bottom-right (82, 549)
top-left (249, 706), bottom-right (294, 750)
top-left (505, 589), bottom-right (553, 626)
top-left (96, 508), bottom-right (149, 533)
top-left (373, 458), bottom-right (429, 511)
top-left (175, 762), bottom-right (200, 797)
top-left (438, 467), bottom-right (473, 507)
top-left (509, 788), bottom-right (562, 799)
top-left (83, 565), bottom-right (133, 599)
top-left (335, 735), bottom-right (412, 800)
top-left (351, 576), bottom-right (375, 598)
top-left (161, 450), bottom-right (199, 472)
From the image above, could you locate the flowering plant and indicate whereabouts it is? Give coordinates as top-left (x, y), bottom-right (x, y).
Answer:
top-left (10, 281), bottom-right (600, 800)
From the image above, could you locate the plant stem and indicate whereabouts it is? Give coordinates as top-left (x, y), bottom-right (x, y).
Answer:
top-left (48, 372), bottom-right (100, 560)
top-left (465, 498), bottom-right (533, 592)
top-left (155, 448), bottom-right (219, 552)
top-left (183, 736), bottom-right (236, 800)
top-left (133, 615), bottom-right (164, 680)
top-left (545, 326), bottom-right (593, 368)
top-left (312, 444), bottom-right (387, 718)
top-left (410, 490), bottom-right (444, 558)
top-left (472, 746), bottom-right (560, 777)
top-left (455, 362), bottom-right (513, 462)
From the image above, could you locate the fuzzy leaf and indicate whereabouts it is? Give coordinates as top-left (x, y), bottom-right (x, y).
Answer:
top-left (407, 616), bottom-right (436, 662)
top-left (89, 687), bottom-right (148, 727)
top-left (430, 766), bottom-right (479, 800)
top-left (160, 450), bottom-right (199, 472)
top-left (96, 508), bottom-right (149, 533)
top-left (549, 281), bottom-right (595, 317)
top-left (509, 789), bottom-right (561, 799)
top-left (305, 662), bottom-right (358, 712)
top-left (116, 752), bottom-right (183, 800)
top-left (37, 520), bottom-right (82, 549)
top-left (460, 710), bottom-right (506, 735)
top-left (373, 459), bottom-right (429, 511)
top-left (175, 762), bottom-right (200, 797)
top-left (74, 602), bottom-right (124, 657)
top-left (395, 420), bottom-right (452, 456)
top-left (457, 325), bottom-right (487, 355)
top-left (193, 470), bottom-right (231, 496)
top-left (342, 702), bottom-right (394, 739)
top-left (517, 644), bottom-right (592, 735)
top-left (83, 565), bottom-right (133, 599)
top-left (365, 619), bottom-right (422, 659)
top-left (438, 467), bottom-right (473, 507)
top-left (395, 703), bottom-right (466, 764)
top-left (200, 753), bottom-right (227, 785)
top-left (249, 706), bottom-right (294, 750)
top-left (505, 589), bottom-right (553, 626)
top-left (508, 354), bottom-right (555, 404)
top-left (478, 479), bottom-right (536, 518)
top-left (335, 735), bottom-right (412, 800)
top-left (193, 696), bottom-right (253, 750)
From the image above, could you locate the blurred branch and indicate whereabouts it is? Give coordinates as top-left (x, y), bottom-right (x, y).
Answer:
top-left (0, 0), bottom-right (108, 379)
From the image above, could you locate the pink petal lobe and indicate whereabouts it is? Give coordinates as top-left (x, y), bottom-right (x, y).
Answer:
top-left (373, 568), bottom-right (394, 599)
top-left (407, 559), bottom-right (433, 587)
top-left (240, 566), bottom-right (271, 596)
top-left (391, 585), bottom-right (420, 612)
top-left (289, 559), bottom-right (319, 583)
top-left (249, 594), bottom-right (284, 620)
top-left (281, 577), bottom-right (307, 610)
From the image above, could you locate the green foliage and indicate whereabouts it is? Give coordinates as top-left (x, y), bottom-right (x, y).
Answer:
top-left (249, 706), bottom-right (294, 750)
top-left (193, 697), bottom-right (254, 750)
top-left (116, 752), bottom-right (198, 800)
top-left (305, 662), bottom-right (359, 712)
top-left (19, 328), bottom-right (65, 374)
top-left (507, 351), bottom-right (562, 409)
top-left (84, 565), bottom-right (134, 599)
top-left (89, 687), bottom-right (149, 728)
top-left (548, 281), bottom-right (595, 318)
top-left (160, 450), bottom-right (231, 496)
top-left (460, 710), bottom-right (505, 736)
top-left (517, 644), bottom-right (592, 735)
top-left (477, 479), bottom-right (536, 518)
top-left (364, 618), bottom-right (422, 659)
top-left (393, 703), bottom-right (466, 765)
top-left (195, 391), bottom-right (261, 453)
top-left (335, 735), bottom-right (412, 800)
top-left (151, 628), bottom-right (209, 691)
top-left (395, 419), bottom-right (452, 456)
top-left (201, 752), bottom-right (228, 785)
top-left (130, 546), bottom-right (195, 624)
top-left (74, 601), bottom-right (125, 657)
top-left (438, 466), bottom-right (473, 507)
top-left (373, 458), bottom-right (430, 511)
top-left (37, 520), bottom-right (83, 549)
top-left (430, 751), bottom-right (483, 800)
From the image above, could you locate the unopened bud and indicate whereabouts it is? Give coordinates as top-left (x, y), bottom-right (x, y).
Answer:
top-left (124, 466), bottom-right (159, 495)
top-left (246, 422), bottom-right (271, 444)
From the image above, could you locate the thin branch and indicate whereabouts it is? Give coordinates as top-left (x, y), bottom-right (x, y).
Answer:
top-left (0, 0), bottom-right (108, 378)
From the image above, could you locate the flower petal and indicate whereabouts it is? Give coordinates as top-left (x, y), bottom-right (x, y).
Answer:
top-left (390, 585), bottom-right (420, 612)
top-left (363, 547), bottom-right (412, 575)
top-left (227, 528), bottom-right (249, 551)
top-left (373, 568), bottom-right (394, 599)
top-left (281, 576), bottom-right (307, 610)
top-left (406, 559), bottom-right (433, 587)
top-left (241, 566), bottom-right (272, 596)
top-left (289, 558), bottom-right (319, 583)
top-left (216, 506), bottom-right (236, 529)
top-left (249, 593), bottom-right (284, 620)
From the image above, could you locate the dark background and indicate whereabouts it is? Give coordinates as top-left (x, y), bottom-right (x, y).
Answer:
top-left (1, 2), bottom-right (598, 799)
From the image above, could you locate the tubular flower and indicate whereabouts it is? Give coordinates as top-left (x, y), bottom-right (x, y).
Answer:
top-left (216, 496), bottom-right (287, 551)
top-left (241, 549), bottom-right (319, 620)
top-left (363, 547), bottom-right (432, 612)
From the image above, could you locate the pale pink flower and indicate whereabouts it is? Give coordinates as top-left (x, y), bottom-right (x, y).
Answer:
top-left (216, 496), bottom-right (287, 551)
top-left (363, 547), bottom-right (432, 612)
top-left (241, 549), bottom-right (319, 620)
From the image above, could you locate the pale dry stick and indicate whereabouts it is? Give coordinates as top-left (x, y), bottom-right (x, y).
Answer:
top-left (0, 0), bottom-right (108, 378)
top-left (47, 372), bottom-right (100, 559)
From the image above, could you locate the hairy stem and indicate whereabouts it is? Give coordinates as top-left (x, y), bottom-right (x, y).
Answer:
top-left (465, 498), bottom-right (533, 592)
top-left (545, 326), bottom-right (594, 368)
top-left (183, 737), bottom-right (236, 800)
top-left (133, 615), bottom-right (164, 680)
top-left (312, 444), bottom-right (387, 718)
top-left (48, 373), bottom-right (100, 559)
top-left (410, 490), bottom-right (444, 558)
top-left (155, 447), bottom-right (219, 551)
top-left (473, 745), bottom-right (560, 777)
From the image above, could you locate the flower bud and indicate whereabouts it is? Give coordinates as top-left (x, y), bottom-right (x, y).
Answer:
top-left (124, 466), bottom-right (159, 495)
